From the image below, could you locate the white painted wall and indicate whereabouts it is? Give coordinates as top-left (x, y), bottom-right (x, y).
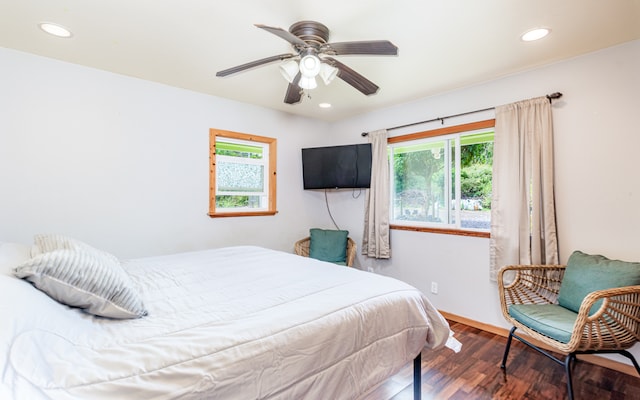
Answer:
top-left (0, 47), bottom-right (333, 258)
top-left (328, 40), bottom-right (640, 344)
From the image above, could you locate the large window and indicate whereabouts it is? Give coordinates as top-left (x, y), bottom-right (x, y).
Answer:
top-left (389, 120), bottom-right (494, 236)
top-left (209, 129), bottom-right (277, 217)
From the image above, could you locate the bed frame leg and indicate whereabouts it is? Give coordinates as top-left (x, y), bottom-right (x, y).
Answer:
top-left (413, 352), bottom-right (421, 400)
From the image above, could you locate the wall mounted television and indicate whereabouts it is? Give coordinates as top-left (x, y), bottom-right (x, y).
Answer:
top-left (301, 143), bottom-right (372, 190)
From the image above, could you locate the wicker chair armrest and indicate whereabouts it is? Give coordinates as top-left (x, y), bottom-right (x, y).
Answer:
top-left (345, 238), bottom-right (356, 268)
top-left (498, 264), bottom-right (566, 281)
top-left (294, 237), bottom-right (311, 257)
top-left (568, 285), bottom-right (640, 351)
top-left (498, 264), bottom-right (566, 320)
top-left (498, 264), bottom-right (566, 302)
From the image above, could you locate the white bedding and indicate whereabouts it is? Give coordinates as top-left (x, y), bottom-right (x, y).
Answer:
top-left (1, 245), bottom-right (450, 399)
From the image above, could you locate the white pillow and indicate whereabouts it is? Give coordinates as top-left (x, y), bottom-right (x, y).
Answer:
top-left (14, 249), bottom-right (148, 319)
top-left (0, 242), bottom-right (33, 276)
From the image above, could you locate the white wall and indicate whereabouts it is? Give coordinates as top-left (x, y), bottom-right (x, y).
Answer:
top-left (0, 47), bottom-right (332, 258)
top-left (329, 40), bottom-right (640, 336)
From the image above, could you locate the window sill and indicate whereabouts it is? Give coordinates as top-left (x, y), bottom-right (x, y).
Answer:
top-left (208, 210), bottom-right (277, 218)
top-left (390, 224), bottom-right (490, 238)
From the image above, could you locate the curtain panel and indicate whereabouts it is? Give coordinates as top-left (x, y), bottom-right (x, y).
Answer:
top-left (362, 129), bottom-right (391, 259)
top-left (490, 97), bottom-right (559, 280)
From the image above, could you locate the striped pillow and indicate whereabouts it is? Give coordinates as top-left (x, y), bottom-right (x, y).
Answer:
top-left (14, 249), bottom-right (147, 319)
top-left (32, 234), bottom-right (119, 264)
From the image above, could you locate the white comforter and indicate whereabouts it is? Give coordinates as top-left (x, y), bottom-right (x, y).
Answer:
top-left (1, 246), bottom-right (450, 399)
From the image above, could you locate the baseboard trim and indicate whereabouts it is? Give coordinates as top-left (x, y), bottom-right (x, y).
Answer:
top-left (439, 310), bottom-right (639, 377)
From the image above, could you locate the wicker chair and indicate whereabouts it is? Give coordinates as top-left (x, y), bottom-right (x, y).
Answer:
top-left (498, 263), bottom-right (640, 400)
top-left (294, 237), bottom-right (356, 267)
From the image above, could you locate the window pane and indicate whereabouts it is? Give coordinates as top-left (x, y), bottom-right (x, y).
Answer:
top-left (392, 141), bottom-right (446, 223)
top-left (215, 195), bottom-right (264, 209)
top-left (387, 121), bottom-right (494, 233)
top-left (450, 142), bottom-right (457, 225)
top-left (217, 161), bottom-right (264, 192)
top-left (458, 132), bottom-right (493, 230)
top-left (216, 142), bottom-right (263, 159)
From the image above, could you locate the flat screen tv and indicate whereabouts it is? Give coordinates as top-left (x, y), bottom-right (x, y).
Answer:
top-left (302, 143), bottom-right (372, 189)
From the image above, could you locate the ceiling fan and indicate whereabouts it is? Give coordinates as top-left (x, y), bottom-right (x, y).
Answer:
top-left (216, 21), bottom-right (398, 105)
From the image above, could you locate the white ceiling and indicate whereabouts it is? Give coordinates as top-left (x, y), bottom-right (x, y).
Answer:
top-left (1, 0), bottom-right (639, 122)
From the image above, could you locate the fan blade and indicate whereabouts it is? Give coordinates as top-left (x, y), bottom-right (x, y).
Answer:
top-left (216, 53), bottom-right (295, 77)
top-left (255, 24), bottom-right (307, 47)
top-left (324, 57), bottom-right (379, 96)
top-left (284, 73), bottom-right (303, 104)
top-left (322, 40), bottom-right (398, 56)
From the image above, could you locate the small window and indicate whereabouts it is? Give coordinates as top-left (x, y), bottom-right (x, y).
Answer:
top-left (389, 120), bottom-right (494, 236)
top-left (209, 129), bottom-right (277, 217)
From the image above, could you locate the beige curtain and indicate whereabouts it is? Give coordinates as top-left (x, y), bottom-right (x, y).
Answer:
top-left (489, 97), bottom-right (559, 280)
top-left (362, 129), bottom-right (391, 259)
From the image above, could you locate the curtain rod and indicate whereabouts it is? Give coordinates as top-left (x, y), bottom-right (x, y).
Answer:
top-left (361, 92), bottom-right (563, 137)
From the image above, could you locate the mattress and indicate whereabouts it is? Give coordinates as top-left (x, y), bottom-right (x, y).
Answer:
top-left (0, 245), bottom-right (451, 399)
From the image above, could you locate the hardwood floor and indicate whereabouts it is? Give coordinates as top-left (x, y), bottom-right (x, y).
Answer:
top-left (364, 321), bottom-right (640, 400)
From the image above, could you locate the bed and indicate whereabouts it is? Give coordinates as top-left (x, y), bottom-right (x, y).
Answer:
top-left (0, 237), bottom-right (452, 399)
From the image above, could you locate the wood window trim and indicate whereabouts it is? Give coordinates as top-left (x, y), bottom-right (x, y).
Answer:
top-left (389, 119), bottom-right (495, 238)
top-left (390, 224), bottom-right (490, 238)
top-left (208, 129), bottom-right (277, 218)
top-left (388, 119), bottom-right (495, 144)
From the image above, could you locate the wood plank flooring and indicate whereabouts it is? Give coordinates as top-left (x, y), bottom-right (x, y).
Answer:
top-left (363, 321), bottom-right (640, 400)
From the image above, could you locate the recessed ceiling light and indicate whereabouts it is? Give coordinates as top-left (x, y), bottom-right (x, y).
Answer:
top-left (319, 103), bottom-right (331, 109)
top-left (39, 22), bottom-right (73, 38)
top-left (521, 27), bottom-right (550, 42)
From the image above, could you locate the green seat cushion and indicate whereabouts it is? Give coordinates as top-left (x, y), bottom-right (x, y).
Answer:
top-left (309, 228), bottom-right (349, 264)
top-left (509, 304), bottom-right (577, 344)
top-left (558, 251), bottom-right (640, 315)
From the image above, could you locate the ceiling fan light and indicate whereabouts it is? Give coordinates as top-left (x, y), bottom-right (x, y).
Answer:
top-left (299, 55), bottom-right (321, 77)
top-left (279, 60), bottom-right (299, 83)
top-left (298, 76), bottom-right (317, 90)
top-left (319, 63), bottom-right (338, 85)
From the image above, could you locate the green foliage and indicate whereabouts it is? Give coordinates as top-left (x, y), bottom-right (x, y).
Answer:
top-left (461, 142), bottom-right (493, 167)
top-left (217, 149), bottom-right (261, 159)
top-left (392, 139), bottom-right (494, 219)
top-left (393, 150), bottom-right (442, 193)
top-left (460, 164), bottom-right (492, 208)
top-left (216, 141), bottom-right (263, 159)
top-left (393, 150), bottom-right (445, 220)
top-left (216, 195), bottom-right (249, 208)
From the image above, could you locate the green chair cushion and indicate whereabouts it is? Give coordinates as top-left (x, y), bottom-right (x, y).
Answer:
top-left (509, 304), bottom-right (577, 344)
top-left (309, 228), bottom-right (349, 264)
top-left (558, 251), bottom-right (640, 314)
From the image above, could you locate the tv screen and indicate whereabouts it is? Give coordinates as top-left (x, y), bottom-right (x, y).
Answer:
top-left (302, 143), bottom-right (372, 189)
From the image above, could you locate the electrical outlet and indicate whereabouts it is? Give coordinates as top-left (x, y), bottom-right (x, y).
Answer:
top-left (431, 282), bottom-right (438, 294)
